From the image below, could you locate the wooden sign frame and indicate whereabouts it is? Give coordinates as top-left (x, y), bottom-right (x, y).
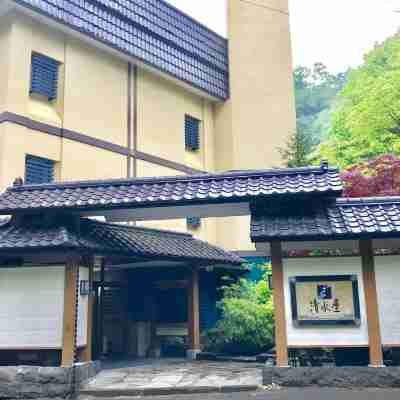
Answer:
top-left (289, 275), bottom-right (361, 327)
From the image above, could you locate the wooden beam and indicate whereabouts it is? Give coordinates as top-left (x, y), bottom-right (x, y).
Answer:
top-left (360, 239), bottom-right (384, 367)
top-left (81, 258), bottom-right (94, 362)
top-left (188, 268), bottom-right (200, 355)
top-left (270, 241), bottom-right (289, 367)
top-left (61, 258), bottom-right (80, 367)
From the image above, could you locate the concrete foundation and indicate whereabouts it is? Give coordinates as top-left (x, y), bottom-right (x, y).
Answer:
top-left (264, 367), bottom-right (400, 388)
top-left (0, 361), bottom-right (101, 399)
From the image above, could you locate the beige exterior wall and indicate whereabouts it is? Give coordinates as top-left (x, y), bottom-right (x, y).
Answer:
top-left (0, 13), bottom-right (129, 189)
top-left (63, 38), bottom-right (129, 148)
top-left (213, 0), bottom-right (296, 250)
top-left (0, 4), bottom-right (296, 252)
top-left (0, 17), bottom-right (11, 114)
top-left (215, 0), bottom-right (296, 171)
top-left (0, 123), bottom-right (62, 192)
top-left (60, 140), bottom-right (126, 182)
top-left (6, 13), bottom-right (65, 126)
top-left (136, 69), bottom-right (215, 173)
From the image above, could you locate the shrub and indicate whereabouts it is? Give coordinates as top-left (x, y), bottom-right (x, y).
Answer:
top-left (205, 275), bottom-right (275, 356)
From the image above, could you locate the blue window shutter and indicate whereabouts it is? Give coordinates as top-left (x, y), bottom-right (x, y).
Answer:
top-left (30, 52), bottom-right (60, 101)
top-left (187, 216), bottom-right (201, 229)
top-left (25, 155), bottom-right (55, 185)
top-left (185, 115), bottom-right (200, 151)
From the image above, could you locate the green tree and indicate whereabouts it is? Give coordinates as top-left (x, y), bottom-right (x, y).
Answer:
top-left (314, 32), bottom-right (400, 169)
top-left (205, 273), bottom-right (274, 355)
top-left (282, 63), bottom-right (346, 167)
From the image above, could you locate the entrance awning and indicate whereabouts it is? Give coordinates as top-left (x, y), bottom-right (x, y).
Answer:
top-left (0, 217), bottom-right (244, 267)
top-left (0, 164), bottom-right (341, 221)
top-left (251, 197), bottom-right (400, 242)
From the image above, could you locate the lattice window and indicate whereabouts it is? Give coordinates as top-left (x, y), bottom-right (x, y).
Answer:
top-left (30, 52), bottom-right (60, 101)
top-left (185, 115), bottom-right (201, 151)
top-left (25, 155), bottom-right (55, 185)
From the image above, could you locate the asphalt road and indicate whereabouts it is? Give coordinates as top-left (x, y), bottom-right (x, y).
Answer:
top-left (82, 388), bottom-right (400, 400)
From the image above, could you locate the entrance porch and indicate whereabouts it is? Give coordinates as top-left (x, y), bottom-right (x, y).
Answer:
top-left (93, 264), bottom-right (242, 361)
top-left (80, 358), bottom-right (262, 397)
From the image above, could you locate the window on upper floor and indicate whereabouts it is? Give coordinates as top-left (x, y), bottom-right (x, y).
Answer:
top-left (187, 216), bottom-right (201, 230)
top-left (30, 52), bottom-right (61, 102)
top-left (185, 115), bottom-right (201, 152)
top-left (25, 154), bottom-right (55, 185)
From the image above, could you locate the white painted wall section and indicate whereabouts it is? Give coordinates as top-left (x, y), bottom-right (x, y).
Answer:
top-left (283, 257), bottom-right (369, 347)
top-left (375, 256), bottom-right (400, 346)
top-left (0, 266), bottom-right (65, 349)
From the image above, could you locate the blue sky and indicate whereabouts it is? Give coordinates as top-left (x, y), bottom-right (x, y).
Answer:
top-left (165, 0), bottom-right (400, 73)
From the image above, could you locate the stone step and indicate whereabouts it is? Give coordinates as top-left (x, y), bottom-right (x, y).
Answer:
top-left (79, 384), bottom-right (260, 398)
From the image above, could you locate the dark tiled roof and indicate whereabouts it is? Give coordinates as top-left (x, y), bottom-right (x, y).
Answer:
top-left (82, 219), bottom-right (244, 264)
top-left (0, 218), bottom-right (244, 265)
top-left (251, 197), bottom-right (400, 242)
top-left (0, 166), bottom-right (342, 214)
top-left (13, 0), bottom-right (229, 99)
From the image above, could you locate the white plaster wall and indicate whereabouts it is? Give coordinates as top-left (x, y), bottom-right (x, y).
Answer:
top-left (0, 266), bottom-right (65, 349)
top-left (375, 256), bottom-right (400, 346)
top-left (77, 267), bottom-right (89, 347)
top-left (283, 257), bottom-right (369, 347)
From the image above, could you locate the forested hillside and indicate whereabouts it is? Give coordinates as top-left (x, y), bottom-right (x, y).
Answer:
top-left (281, 63), bottom-right (346, 167)
top-left (286, 31), bottom-right (400, 173)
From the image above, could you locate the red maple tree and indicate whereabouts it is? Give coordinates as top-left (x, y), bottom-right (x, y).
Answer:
top-left (341, 154), bottom-right (400, 198)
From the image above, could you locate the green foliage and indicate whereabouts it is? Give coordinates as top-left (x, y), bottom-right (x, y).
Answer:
top-left (205, 273), bottom-right (274, 355)
top-left (314, 32), bottom-right (400, 169)
top-left (282, 63), bottom-right (346, 167)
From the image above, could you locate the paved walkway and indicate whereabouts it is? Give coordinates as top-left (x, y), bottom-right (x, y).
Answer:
top-left (80, 359), bottom-right (263, 397)
top-left (79, 388), bottom-right (400, 400)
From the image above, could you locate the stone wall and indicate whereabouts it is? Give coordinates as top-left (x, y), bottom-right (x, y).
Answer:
top-left (264, 367), bottom-right (400, 388)
top-left (0, 361), bottom-right (101, 399)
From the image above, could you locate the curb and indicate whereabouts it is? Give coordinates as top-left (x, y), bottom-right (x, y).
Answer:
top-left (79, 384), bottom-right (260, 397)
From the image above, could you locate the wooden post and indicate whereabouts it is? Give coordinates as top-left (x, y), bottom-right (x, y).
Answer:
top-left (61, 258), bottom-right (80, 367)
top-left (81, 258), bottom-right (94, 362)
top-left (360, 239), bottom-right (384, 367)
top-left (187, 268), bottom-right (200, 358)
top-left (270, 241), bottom-right (289, 367)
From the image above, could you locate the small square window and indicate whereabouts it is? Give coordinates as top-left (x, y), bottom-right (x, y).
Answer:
top-left (25, 155), bottom-right (55, 185)
top-left (30, 52), bottom-right (60, 101)
top-left (187, 217), bottom-right (201, 230)
top-left (185, 115), bottom-right (200, 151)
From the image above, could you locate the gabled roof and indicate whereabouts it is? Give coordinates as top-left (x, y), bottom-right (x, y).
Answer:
top-left (0, 165), bottom-right (342, 215)
top-left (0, 217), bottom-right (244, 266)
top-left (251, 197), bottom-right (400, 242)
top-left (12, 0), bottom-right (229, 99)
